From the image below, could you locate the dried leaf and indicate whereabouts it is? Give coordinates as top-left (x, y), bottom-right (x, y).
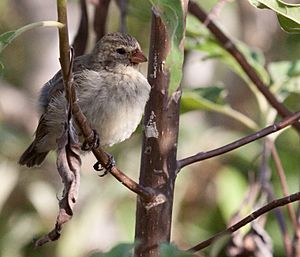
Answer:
top-left (35, 119), bottom-right (81, 246)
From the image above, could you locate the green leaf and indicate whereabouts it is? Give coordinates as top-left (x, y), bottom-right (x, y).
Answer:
top-left (181, 87), bottom-right (259, 131)
top-left (90, 243), bottom-right (134, 257)
top-left (159, 243), bottom-right (196, 257)
top-left (149, 0), bottom-right (186, 92)
top-left (186, 36), bottom-right (270, 86)
top-left (216, 167), bottom-right (248, 221)
top-left (186, 34), bottom-right (270, 115)
top-left (248, 0), bottom-right (267, 8)
top-left (282, 92), bottom-right (300, 112)
top-left (269, 60), bottom-right (300, 85)
top-left (268, 60), bottom-right (300, 100)
top-left (248, 0), bottom-right (300, 33)
top-left (0, 21), bottom-right (63, 53)
top-left (186, 14), bottom-right (210, 38)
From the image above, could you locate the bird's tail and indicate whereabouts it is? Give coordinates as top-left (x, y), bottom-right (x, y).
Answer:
top-left (19, 141), bottom-right (49, 167)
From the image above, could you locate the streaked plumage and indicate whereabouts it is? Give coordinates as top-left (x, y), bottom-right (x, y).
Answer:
top-left (19, 32), bottom-right (151, 167)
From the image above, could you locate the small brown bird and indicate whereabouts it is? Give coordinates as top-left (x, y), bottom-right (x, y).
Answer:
top-left (19, 32), bottom-right (151, 167)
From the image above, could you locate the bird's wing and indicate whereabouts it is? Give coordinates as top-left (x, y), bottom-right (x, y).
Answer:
top-left (38, 54), bottom-right (91, 113)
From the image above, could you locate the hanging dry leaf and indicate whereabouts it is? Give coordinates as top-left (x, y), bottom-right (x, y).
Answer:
top-left (35, 118), bottom-right (81, 246)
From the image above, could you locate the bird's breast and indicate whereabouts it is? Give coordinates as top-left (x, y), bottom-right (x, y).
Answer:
top-left (77, 68), bottom-right (150, 146)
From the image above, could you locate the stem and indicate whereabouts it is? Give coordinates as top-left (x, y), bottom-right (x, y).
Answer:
top-left (177, 111), bottom-right (300, 170)
top-left (72, 0), bottom-right (88, 56)
top-left (57, 0), bottom-right (155, 202)
top-left (260, 141), bottom-right (291, 257)
top-left (134, 9), bottom-right (181, 257)
top-left (188, 1), bottom-right (300, 133)
top-left (270, 140), bottom-right (297, 228)
top-left (188, 191), bottom-right (300, 253)
top-left (93, 0), bottom-right (111, 42)
top-left (117, 0), bottom-right (128, 33)
top-left (57, 0), bottom-right (71, 81)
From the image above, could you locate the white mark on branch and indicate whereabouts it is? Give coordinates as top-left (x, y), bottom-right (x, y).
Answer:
top-left (145, 111), bottom-right (159, 139)
top-left (144, 193), bottom-right (167, 210)
top-left (153, 169), bottom-right (163, 174)
top-left (172, 90), bottom-right (181, 104)
top-left (149, 53), bottom-right (158, 79)
top-left (144, 146), bottom-right (152, 155)
top-left (161, 60), bottom-right (165, 72)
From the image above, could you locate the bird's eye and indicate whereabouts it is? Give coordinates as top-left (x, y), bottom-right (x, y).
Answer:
top-left (116, 48), bottom-right (126, 54)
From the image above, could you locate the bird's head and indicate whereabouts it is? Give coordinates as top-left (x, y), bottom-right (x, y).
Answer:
top-left (92, 32), bottom-right (147, 68)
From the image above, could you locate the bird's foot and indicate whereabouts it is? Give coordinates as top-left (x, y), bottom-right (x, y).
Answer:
top-left (81, 129), bottom-right (100, 151)
top-left (93, 153), bottom-right (116, 177)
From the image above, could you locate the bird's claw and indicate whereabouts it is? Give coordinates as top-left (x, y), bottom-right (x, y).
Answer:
top-left (93, 153), bottom-right (116, 177)
top-left (81, 129), bottom-right (100, 151)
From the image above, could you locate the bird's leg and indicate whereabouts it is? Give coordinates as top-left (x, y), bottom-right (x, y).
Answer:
top-left (93, 152), bottom-right (116, 177)
top-left (81, 129), bottom-right (100, 151)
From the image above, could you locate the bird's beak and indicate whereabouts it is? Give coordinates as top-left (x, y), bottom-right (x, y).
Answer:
top-left (130, 49), bottom-right (148, 64)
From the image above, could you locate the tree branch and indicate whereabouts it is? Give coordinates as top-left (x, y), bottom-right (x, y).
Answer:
top-left (260, 141), bottom-right (291, 257)
top-left (270, 140), bottom-right (297, 229)
top-left (115, 0), bottom-right (128, 33)
top-left (93, 0), bottom-right (111, 42)
top-left (187, 191), bottom-right (300, 253)
top-left (57, 0), bottom-right (156, 203)
top-left (188, 1), bottom-right (300, 133)
top-left (57, 0), bottom-right (71, 80)
top-left (177, 111), bottom-right (300, 170)
top-left (72, 0), bottom-right (88, 56)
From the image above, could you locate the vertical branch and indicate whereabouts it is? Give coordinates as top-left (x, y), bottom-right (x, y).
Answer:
top-left (134, 8), bottom-right (181, 257)
top-left (35, 0), bottom-right (82, 246)
top-left (93, 0), bottom-right (111, 41)
top-left (57, 0), bottom-right (71, 80)
top-left (116, 0), bottom-right (128, 33)
top-left (270, 141), bottom-right (297, 228)
top-left (260, 141), bottom-right (292, 257)
top-left (292, 208), bottom-right (300, 257)
top-left (188, 1), bottom-right (300, 133)
top-left (72, 0), bottom-right (88, 56)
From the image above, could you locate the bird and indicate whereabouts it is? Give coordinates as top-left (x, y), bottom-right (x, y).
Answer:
top-left (19, 32), bottom-right (151, 167)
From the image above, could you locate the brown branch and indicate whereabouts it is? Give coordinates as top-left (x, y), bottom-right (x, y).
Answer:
top-left (57, 0), bottom-right (71, 80)
top-left (292, 207), bottom-right (300, 257)
top-left (115, 0), bottom-right (128, 33)
top-left (205, 0), bottom-right (232, 24)
top-left (58, 0), bottom-right (156, 202)
top-left (72, 0), bottom-right (89, 56)
top-left (177, 111), bottom-right (300, 170)
top-left (270, 140), bottom-right (297, 229)
top-left (134, 1), bottom-right (188, 255)
top-left (188, 1), bottom-right (300, 133)
top-left (93, 0), bottom-right (111, 42)
top-left (187, 191), bottom-right (300, 253)
top-left (35, 0), bottom-right (80, 246)
top-left (70, 93), bottom-right (156, 202)
top-left (260, 141), bottom-right (292, 257)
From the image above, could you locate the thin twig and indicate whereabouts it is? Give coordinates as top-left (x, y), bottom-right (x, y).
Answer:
top-left (116, 0), bottom-right (128, 33)
top-left (292, 207), bottom-right (300, 257)
top-left (260, 141), bottom-right (291, 257)
top-left (270, 140), bottom-right (297, 229)
top-left (177, 111), bottom-right (300, 170)
top-left (187, 191), bottom-right (300, 253)
top-left (93, 0), bottom-right (111, 42)
top-left (204, 0), bottom-right (232, 26)
top-left (57, 0), bottom-right (71, 80)
top-left (57, 0), bottom-right (156, 202)
top-left (72, 0), bottom-right (88, 56)
top-left (188, 1), bottom-right (300, 133)
top-left (70, 93), bottom-right (156, 202)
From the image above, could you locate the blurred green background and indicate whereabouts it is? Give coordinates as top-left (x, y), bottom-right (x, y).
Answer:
top-left (1, 0), bottom-right (300, 256)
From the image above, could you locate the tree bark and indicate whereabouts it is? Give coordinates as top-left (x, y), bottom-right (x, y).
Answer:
top-left (134, 8), bottom-right (181, 257)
